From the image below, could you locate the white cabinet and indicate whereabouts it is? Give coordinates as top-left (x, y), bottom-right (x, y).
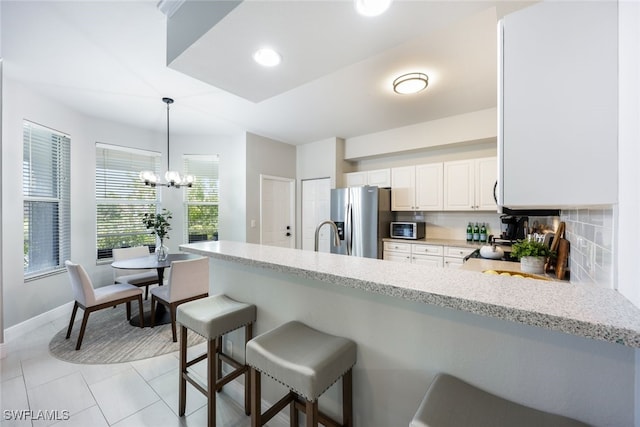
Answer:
top-left (385, 242), bottom-right (473, 269)
top-left (345, 169), bottom-right (391, 188)
top-left (391, 163), bottom-right (443, 211)
top-left (443, 157), bottom-right (496, 211)
top-left (383, 242), bottom-right (411, 263)
top-left (499, 1), bottom-right (617, 208)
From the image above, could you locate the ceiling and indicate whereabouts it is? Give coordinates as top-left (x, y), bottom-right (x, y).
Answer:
top-left (1, 0), bottom-right (534, 145)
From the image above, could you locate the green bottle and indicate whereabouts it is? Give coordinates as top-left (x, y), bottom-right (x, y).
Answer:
top-left (473, 223), bottom-right (480, 242)
top-left (480, 223), bottom-right (487, 243)
top-left (466, 222), bottom-right (473, 242)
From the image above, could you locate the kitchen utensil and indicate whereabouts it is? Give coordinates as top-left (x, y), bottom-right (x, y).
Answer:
top-left (545, 222), bottom-right (565, 272)
top-left (555, 238), bottom-right (570, 280)
top-left (480, 244), bottom-right (505, 260)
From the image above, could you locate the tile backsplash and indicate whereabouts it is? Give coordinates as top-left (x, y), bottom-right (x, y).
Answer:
top-left (560, 207), bottom-right (615, 288)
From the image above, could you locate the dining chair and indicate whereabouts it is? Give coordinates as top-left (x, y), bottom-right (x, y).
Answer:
top-left (65, 260), bottom-right (144, 350)
top-left (150, 257), bottom-right (209, 342)
top-left (112, 246), bottom-right (159, 300)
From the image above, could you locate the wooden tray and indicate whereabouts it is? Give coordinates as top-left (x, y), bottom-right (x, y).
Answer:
top-left (483, 270), bottom-right (552, 281)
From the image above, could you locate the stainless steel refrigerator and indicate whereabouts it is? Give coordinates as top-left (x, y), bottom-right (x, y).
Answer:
top-left (330, 186), bottom-right (391, 259)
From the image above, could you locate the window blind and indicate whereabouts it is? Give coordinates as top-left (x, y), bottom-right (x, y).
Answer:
top-left (183, 155), bottom-right (219, 242)
top-left (96, 143), bottom-right (160, 259)
top-left (23, 121), bottom-right (71, 278)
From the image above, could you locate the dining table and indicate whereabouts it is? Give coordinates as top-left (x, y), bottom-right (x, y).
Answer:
top-left (111, 252), bottom-right (198, 326)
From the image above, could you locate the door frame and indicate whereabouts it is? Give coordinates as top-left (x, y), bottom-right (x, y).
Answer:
top-left (259, 174), bottom-right (296, 247)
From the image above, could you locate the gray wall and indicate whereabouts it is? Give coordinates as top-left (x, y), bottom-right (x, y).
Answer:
top-left (245, 132), bottom-right (297, 244)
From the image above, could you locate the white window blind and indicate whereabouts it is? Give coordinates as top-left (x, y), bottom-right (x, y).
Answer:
top-left (96, 143), bottom-right (160, 259)
top-left (23, 121), bottom-right (71, 278)
top-left (183, 155), bottom-right (219, 242)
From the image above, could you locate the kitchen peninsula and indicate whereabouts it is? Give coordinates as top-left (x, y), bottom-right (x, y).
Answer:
top-left (180, 240), bottom-right (639, 427)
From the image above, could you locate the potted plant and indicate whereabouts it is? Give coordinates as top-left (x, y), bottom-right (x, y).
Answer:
top-left (510, 238), bottom-right (553, 274)
top-left (142, 209), bottom-right (172, 261)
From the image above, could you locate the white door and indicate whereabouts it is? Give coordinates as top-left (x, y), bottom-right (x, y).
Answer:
top-left (301, 178), bottom-right (331, 252)
top-left (260, 175), bottom-right (295, 248)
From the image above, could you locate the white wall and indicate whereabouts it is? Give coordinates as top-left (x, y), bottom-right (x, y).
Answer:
top-left (1, 78), bottom-right (247, 328)
top-left (245, 132), bottom-right (297, 244)
top-left (344, 108), bottom-right (497, 160)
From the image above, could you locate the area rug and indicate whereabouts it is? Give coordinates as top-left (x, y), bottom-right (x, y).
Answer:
top-left (49, 301), bottom-right (204, 364)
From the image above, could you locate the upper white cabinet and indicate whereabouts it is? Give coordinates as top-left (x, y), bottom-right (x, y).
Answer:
top-left (344, 168), bottom-right (391, 188)
top-left (391, 163), bottom-right (443, 211)
top-left (443, 157), bottom-right (496, 211)
top-left (499, 1), bottom-right (617, 208)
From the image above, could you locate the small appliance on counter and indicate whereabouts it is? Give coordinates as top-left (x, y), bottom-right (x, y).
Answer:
top-left (390, 222), bottom-right (426, 240)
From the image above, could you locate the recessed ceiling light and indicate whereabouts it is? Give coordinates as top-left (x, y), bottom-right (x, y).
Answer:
top-left (253, 48), bottom-right (281, 67)
top-left (354, 0), bottom-right (392, 17)
top-left (393, 73), bottom-right (429, 95)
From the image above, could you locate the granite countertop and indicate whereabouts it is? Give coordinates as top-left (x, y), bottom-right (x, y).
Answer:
top-left (180, 240), bottom-right (640, 348)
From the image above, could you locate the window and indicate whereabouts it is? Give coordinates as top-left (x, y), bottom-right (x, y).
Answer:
top-left (184, 155), bottom-right (219, 242)
top-left (23, 121), bottom-right (71, 278)
top-left (96, 143), bottom-right (160, 259)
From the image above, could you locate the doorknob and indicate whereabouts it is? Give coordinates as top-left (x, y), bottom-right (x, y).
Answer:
top-left (286, 232), bottom-right (291, 237)
top-left (286, 225), bottom-right (291, 230)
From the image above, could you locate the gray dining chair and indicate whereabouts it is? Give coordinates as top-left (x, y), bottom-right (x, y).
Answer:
top-left (112, 246), bottom-right (160, 300)
top-left (65, 260), bottom-right (144, 350)
top-left (150, 257), bottom-right (209, 342)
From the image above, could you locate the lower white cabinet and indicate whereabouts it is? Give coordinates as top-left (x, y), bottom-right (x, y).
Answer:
top-left (385, 242), bottom-right (475, 268)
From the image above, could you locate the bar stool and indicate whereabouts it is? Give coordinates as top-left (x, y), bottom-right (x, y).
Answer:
top-left (246, 321), bottom-right (357, 427)
top-left (410, 373), bottom-right (590, 427)
top-left (176, 294), bottom-right (257, 427)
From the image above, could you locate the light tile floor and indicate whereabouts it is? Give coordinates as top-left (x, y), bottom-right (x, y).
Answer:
top-left (0, 313), bottom-right (287, 427)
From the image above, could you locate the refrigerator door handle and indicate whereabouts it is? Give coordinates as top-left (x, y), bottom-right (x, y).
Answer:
top-left (345, 202), bottom-right (352, 256)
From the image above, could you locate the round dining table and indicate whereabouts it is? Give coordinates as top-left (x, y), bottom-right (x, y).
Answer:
top-left (111, 253), bottom-right (198, 326)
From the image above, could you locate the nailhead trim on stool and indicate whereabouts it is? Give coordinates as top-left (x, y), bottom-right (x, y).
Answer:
top-left (246, 321), bottom-right (357, 427)
top-left (176, 294), bottom-right (257, 427)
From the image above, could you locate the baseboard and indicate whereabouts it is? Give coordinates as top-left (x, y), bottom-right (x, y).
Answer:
top-left (3, 302), bottom-right (73, 343)
top-left (221, 367), bottom-right (290, 426)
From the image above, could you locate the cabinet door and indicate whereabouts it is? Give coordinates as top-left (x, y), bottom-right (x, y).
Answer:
top-left (345, 172), bottom-right (367, 187)
top-left (367, 169), bottom-right (391, 188)
top-left (443, 160), bottom-right (474, 211)
top-left (501, 1), bottom-right (617, 207)
top-left (443, 257), bottom-right (464, 269)
top-left (412, 254), bottom-right (443, 268)
top-left (384, 252), bottom-right (411, 263)
top-left (475, 157), bottom-right (497, 211)
top-left (415, 163), bottom-right (443, 211)
top-left (391, 166), bottom-right (416, 211)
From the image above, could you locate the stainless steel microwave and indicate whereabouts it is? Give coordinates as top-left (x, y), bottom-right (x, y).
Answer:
top-left (390, 222), bottom-right (425, 240)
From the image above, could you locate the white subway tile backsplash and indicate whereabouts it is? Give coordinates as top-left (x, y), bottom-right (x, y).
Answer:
top-left (561, 207), bottom-right (615, 288)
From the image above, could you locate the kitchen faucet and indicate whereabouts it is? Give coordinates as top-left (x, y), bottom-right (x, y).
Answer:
top-left (314, 220), bottom-right (340, 252)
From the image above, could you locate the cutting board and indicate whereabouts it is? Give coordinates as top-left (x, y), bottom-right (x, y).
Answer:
top-left (555, 238), bottom-right (570, 280)
top-left (545, 221), bottom-right (566, 272)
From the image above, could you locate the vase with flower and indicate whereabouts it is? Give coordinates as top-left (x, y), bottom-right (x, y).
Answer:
top-left (142, 209), bottom-right (172, 261)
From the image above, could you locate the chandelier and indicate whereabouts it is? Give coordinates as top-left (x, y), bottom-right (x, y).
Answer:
top-left (139, 97), bottom-right (194, 188)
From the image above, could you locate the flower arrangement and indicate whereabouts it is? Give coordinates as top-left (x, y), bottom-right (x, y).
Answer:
top-left (142, 209), bottom-right (172, 241)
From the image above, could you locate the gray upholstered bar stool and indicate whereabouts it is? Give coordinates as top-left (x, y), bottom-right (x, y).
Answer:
top-left (176, 294), bottom-right (256, 427)
top-left (246, 321), bottom-right (357, 427)
top-left (410, 373), bottom-right (590, 427)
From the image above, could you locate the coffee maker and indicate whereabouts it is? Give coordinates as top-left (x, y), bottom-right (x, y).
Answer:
top-left (500, 215), bottom-right (528, 241)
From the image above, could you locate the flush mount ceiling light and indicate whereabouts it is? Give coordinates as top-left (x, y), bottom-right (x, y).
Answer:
top-left (393, 72), bottom-right (429, 95)
top-left (139, 97), bottom-right (195, 188)
top-left (355, 0), bottom-right (392, 17)
top-left (253, 48), bottom-right (281, 67)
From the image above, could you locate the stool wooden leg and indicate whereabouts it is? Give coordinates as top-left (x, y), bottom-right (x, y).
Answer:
top-left (179, 326), bottom-right (187, 417)
top-left (250, 368), bottom-right (261, 427)
top-left (208, 338), bottom-right (216, 427)
top-left (343, 369), bottom-right (353, 427)
top-left (290, 400), bottom-right (298, 427)
top-left (216, 336), bottom-right (223, 393)
top-left (245, 323), bottom-right (253, 415)
top-left (305, 400), bottom-right (318, 427)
